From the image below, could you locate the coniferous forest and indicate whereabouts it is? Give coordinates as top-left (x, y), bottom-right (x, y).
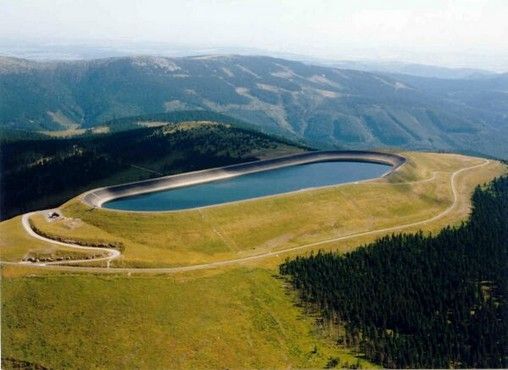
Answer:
top-left (280, 176), bottom-right (507, 368)
top-left (0, 120), bottom-right (303, 220)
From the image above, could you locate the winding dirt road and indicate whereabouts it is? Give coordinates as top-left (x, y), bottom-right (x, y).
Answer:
top-left (20, 212), bottom-right (120, 267)
top-left (5, 159), bottom-right (489, 273)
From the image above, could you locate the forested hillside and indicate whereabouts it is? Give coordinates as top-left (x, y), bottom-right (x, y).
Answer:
top-left (1, 55), bottom-right (507, 158)
top-left (280, 176), bottom-right (508, 368)
top-left (0, 120), bottom-right (305, 220)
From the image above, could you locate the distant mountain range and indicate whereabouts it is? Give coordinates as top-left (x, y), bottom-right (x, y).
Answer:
top-left (330, 60), bottom-right (498, 80)
top-left (1, 55), bottom-right (507, 158)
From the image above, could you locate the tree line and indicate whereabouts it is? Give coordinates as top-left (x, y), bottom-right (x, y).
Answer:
top-left (280, 175), bottom-right (507, 368)
top-left (0, 121), bottom-right (301, 220)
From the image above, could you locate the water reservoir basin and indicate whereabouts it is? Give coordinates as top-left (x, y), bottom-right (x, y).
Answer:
top-left (103, 161), bottom-right (391, 211)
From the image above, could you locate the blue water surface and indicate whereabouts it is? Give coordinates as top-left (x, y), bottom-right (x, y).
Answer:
top-left (104, 161), bottom-right (390, 211)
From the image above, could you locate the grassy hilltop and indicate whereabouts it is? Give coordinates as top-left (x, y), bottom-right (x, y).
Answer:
top-left (6, 152), bottom-right (504, 268)
top-left (1, 151), bottom-right (506, 368)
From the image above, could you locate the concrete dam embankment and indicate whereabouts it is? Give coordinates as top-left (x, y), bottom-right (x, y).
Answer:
top-left (82, 150), bottom-right (406, 209)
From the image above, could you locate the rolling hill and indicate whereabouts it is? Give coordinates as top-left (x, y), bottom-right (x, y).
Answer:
top-left (1, 55), bottom-right (507, 158)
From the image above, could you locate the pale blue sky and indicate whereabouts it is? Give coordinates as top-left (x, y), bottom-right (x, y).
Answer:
top-left (1, 0), bottom-right (507, 69)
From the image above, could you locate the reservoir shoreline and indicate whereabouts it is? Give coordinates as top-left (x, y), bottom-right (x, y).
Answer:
top-left (82, 150), bottom-right (406, 211)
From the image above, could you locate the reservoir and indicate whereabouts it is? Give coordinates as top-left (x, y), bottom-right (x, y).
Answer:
top-left (103, 161), bottom-right (391, 211)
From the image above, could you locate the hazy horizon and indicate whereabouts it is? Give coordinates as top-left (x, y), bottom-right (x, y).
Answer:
top-left (1, 0), bottom-right (507, 71)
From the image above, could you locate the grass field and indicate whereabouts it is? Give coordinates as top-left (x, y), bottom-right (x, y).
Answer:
top-left (1, 268), bottom-right (377, 369)
top-left (1, 151), bottom-right (506, 369)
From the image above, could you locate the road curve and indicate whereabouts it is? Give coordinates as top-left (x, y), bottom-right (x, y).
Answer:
top-left (3, 158), bottom-right (489, 273)
top-left (20, 212), bottom-right (120, 267)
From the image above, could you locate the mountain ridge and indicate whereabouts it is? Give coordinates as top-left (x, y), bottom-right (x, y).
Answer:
top-left (1, 54), bottom-right (507, 157)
